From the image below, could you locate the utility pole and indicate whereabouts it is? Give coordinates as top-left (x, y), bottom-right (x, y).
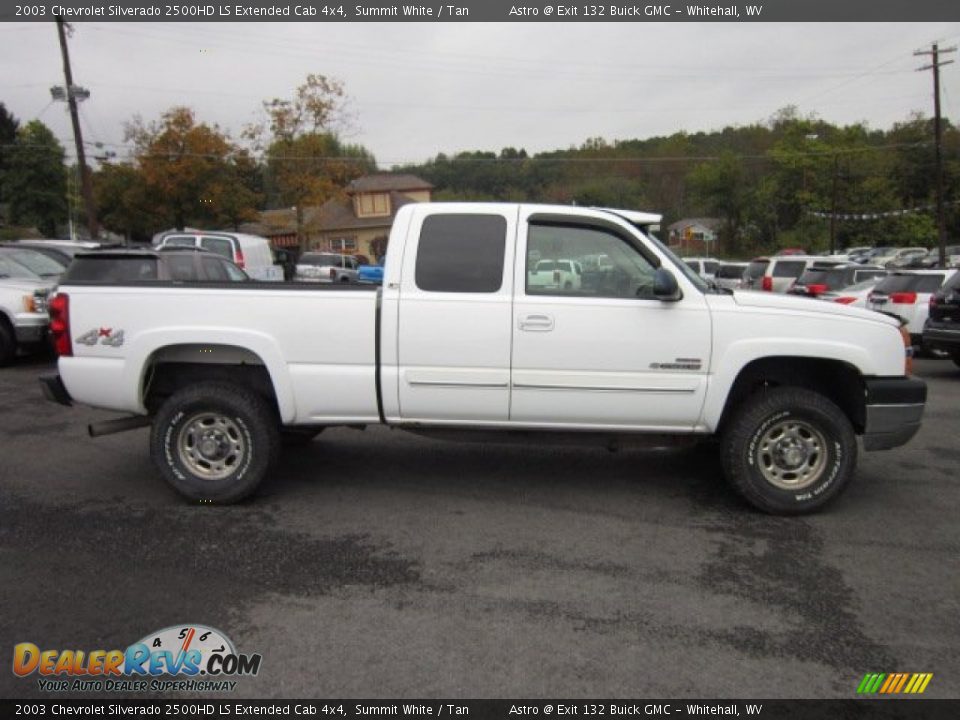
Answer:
top-left (54, 17), bottom-right (98, 239)
top-left (829, 153), bottom-right (840, 255)
top-left (915, 43), bottom-right (955, 267)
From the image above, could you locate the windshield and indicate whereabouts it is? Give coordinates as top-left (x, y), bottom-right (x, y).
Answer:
top-left (0, 256), bottom-right (43, 280)
top-left (0, 248), bottom-right (64, 277)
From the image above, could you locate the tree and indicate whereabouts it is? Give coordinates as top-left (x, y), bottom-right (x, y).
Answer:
top-left (686, 151), bottom-right (750, 256)
top-left (250, 75), bottom-right (375, 246)
top-left (0, 103), bottom-right (20, 209)
top-left (126, 107), bottom-right (258, 230)
top-left (3, 120), bottom-right (67, 236)
top-left (93, 162), bottom-right (153, 242)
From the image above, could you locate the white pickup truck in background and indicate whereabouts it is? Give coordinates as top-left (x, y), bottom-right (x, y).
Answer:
top-left (41, 203), bottom-right (926, 514)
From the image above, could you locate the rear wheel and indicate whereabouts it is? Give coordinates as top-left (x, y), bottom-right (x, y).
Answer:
top-left (150, 382), bottom-right (279, 503)
top-left (721, 387), bottom-right (857, 514)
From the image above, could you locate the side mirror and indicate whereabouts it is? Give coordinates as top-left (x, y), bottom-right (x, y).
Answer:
top-left (653, 268), bottom-right (682, 301)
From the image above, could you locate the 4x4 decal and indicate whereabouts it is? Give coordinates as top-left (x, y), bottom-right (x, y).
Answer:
top-left (76, 328), bottom-right (125, 347)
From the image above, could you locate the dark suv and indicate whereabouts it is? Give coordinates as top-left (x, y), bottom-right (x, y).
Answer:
top-left (923, 271), bottom-right (960, 368)
top-left (62, 248), bottom-right (249, 284)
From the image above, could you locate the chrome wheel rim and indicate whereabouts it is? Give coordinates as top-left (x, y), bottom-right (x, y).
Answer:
top-left (177, 412), bottom-right (245, 480)
top-left (756, 418), bottom-right (828, 490)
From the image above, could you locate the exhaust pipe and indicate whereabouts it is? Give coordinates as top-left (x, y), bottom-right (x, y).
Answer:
top-left (88, 415), bottom-right (152, 438)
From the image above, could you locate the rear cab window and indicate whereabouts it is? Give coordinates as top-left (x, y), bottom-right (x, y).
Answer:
top-left (415, 214), bottom-right (507, 293)
top-left (63, 256), bottom-right (159, 282)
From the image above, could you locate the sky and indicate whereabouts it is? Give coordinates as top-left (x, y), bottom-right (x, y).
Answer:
top-left (2, 21), bottom-right (960, 168)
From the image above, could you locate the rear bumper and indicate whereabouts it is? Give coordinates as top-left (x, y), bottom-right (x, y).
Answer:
top-left (862, 377), bottom-right (926, 451)
top-left (39, 374), bottom-right (73, 407)
top-left (922, 322), bottom-right (960, 353)
top-left (14, 318), bottom-right (48, 345)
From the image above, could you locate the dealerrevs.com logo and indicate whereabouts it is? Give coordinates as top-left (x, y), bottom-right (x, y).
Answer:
top-left (13, 624), bottom-right (262, 693)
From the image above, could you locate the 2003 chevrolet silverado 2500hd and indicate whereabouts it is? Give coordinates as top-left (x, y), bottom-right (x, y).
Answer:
top-left (41, 203), bottom-right (926, 514)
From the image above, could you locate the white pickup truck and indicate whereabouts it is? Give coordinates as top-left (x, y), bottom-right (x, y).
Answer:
top-left (41, 203), bottom-right (926, 514)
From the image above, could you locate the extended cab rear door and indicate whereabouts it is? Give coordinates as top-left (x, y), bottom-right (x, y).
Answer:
top-left (510, 209), bottom-right (711, 430)
top-left (394, 205), bottom-right (518, 422)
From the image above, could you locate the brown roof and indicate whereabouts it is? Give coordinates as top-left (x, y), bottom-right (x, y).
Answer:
top-left (347, 174), bottom-right (433, 193)
top-left (258, 190), bottom-right (425, 236)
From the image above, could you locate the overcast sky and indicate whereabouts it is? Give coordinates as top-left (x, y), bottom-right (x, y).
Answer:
top-left (2, 21), bottom-right (960, 167)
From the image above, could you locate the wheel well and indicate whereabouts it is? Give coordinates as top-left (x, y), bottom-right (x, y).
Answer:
top-left (718, 357), bottom-right (866, 434)
top-left (142, 344), bottom-right (280, 418)
top-left (0, 311), bottom-right (13, 335)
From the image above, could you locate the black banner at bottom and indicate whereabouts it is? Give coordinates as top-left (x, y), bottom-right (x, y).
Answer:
top-left (2, 700), bottom-right (959, 720)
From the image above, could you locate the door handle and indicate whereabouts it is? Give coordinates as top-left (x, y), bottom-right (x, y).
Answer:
top-left (519, 314), bottom-right (554, 331)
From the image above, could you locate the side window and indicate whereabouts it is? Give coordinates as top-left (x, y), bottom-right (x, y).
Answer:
top-left (415, 214), bottom-right (507, 293)
top-left (220, 260), bottom-right (248, 281)
top-left (526, 224), bottom-right (658, 299)
top-left (201, 256), bottom-right (229, 281)
top-left (167, 255), bottom-right (198, 281)
top-left (772, 260), bottom-right (806, 278)
top-left (200, 237), bottom-right (234, 260)
top-left (163, 236), bottom-right (197, 248)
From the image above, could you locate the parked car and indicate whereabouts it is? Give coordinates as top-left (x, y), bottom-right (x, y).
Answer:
top-left (789, 264), bottom-right (886, 298)
top-left (0, 255), bottom-right (53, 365)
top-left (6, 239), bottom-right (103, 267)
top-left (743, 255), bottom-right (845, 293)
top-left (0, 245), bottom-right (68, 281)
top-left (294, 252), bottom-right (360, 283)
top-left (528, 258), bottom-right (583, 291)
top-left (357, 257), bottom-right (386, 285)
top-left (64, 248), bottom-right (249, 283)
top-left (155, 231), bottom-right (282, 282)
top-left (867, 270), bottom-right (958, 347)
top-left (773, 248), bottom-right (807, 256)
top-left (819, 277), bottom-right (885, 309)
top-left (872, 247), bottom-right (928, 268)
top-left (713, 262), bottom-right (749, 290)
top-left (682, 257), bottom-right (721, 281)
top-left (922, 270), bottom-right (960, 367)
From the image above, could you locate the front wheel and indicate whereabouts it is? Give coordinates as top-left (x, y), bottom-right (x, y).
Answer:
top-left (150, 382), bottom-right (279, 503)
top-left (721, 387), bottom-right (857, 514)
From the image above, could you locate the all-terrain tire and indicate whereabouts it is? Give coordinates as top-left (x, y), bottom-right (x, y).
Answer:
top-left (150, 382), bottom-right (279, 504)
top-left (721, 387), bottom-right (857, 515)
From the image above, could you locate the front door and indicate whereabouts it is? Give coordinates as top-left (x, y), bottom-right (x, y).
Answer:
top-left (510, 212), bottom-right (711, 430)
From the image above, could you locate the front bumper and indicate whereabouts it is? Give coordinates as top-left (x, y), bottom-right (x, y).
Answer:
top-left (862, 377), bottom-right (926, 451)
top-left (14, 317), bottom-right (48, 345)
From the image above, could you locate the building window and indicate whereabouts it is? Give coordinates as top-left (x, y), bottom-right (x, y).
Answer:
top-left (357, 193), bottom-right (391, 217)
top-left (327, 237), bottom-right (357, 252)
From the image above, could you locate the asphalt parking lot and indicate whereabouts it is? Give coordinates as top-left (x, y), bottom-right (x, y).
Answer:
top-left (1, 355), bottom-right (958, 700)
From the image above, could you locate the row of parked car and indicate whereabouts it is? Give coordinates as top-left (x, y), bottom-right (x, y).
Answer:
top-left (682, 253), bottom-right (960, 367)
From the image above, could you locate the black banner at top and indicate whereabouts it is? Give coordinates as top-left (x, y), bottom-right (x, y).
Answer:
top-left (2, 0), bottom-right (960, 22)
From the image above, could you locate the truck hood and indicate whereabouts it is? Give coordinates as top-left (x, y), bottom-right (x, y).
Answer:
top-left (731, 290), bottom-right (899, 327)
top-left (1, 278), bottom-right (55, 293)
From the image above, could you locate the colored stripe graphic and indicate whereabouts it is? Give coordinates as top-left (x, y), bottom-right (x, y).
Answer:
top-left (857, 673), bottom-right (933, 694)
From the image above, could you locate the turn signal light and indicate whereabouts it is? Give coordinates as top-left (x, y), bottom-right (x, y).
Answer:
top-left (807, 284), bottom-right (828, 296)
top-left (834, 297), bottom-right (857, 305)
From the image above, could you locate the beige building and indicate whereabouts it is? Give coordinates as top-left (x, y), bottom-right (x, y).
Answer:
top-left (250, 174), bottom-right (433, 260)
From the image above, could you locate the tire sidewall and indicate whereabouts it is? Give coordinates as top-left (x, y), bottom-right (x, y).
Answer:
top-left (152, 388), bottom-right (272, 503)
top-left (727, 390), bottom-right (857, 514)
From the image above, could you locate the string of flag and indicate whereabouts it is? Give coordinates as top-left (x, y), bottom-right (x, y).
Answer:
top-left (807, 200), bottom-right (959, 221)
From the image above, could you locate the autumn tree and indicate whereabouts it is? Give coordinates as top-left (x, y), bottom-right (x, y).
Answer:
top-left (125, 107), bottom-right (259, 230)
top-left (3, 120), bottom-right (67, 236)
top-left (93, 162), bottom-right (153, 242)
top-left (249, 74), bottom-right (375, 246)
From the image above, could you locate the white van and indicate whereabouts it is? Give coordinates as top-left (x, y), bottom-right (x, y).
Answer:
top-left (154, 231), bottom-right (283, 282)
